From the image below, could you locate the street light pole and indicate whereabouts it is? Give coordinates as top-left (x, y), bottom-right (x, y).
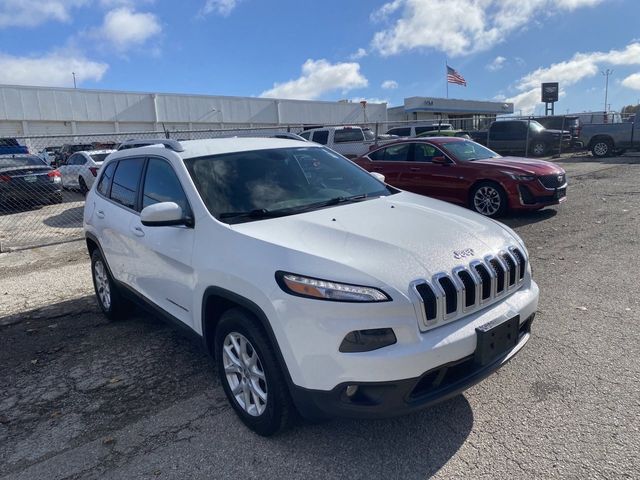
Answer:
top-left (602, 69), bottom-right (613, 113)
top-left (72, 72), bottom-right (77, 89)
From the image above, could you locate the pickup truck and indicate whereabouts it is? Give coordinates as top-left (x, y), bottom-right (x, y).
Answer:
top-left (579, 114), bottom-right (640, 157)
top-left (0, 138), bottom-right (28, 155)
top-left (469, 120), bottom-right (571, 157)
top-left (299, 126), bottom-right (384, 159)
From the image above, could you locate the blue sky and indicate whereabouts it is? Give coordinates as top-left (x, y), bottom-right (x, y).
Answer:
top-left (1, 0), bottom-right (640, 114)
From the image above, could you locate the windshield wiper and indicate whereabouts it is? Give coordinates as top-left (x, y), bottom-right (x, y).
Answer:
top-left (316, 193), bottom-right (370, 207)
top-left (219, 209), bottom-right (286, 220)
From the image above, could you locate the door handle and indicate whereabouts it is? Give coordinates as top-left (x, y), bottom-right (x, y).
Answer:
top-left (96, 210), bottom-right (105, 219)
top-left (132, 226), bottom-right (145, 237)
top-left (409, 167), bottom-right (421, 172)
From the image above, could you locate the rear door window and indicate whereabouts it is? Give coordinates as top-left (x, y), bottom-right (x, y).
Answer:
top-left (110, 158), bottom-right (145, 210)
top-left (334, 129), bottom-right (364, 143)
top-left (370, 143), bottom-right (411, 161)
top-left (299, 131), bottom-right (311, 140)
top-left (97, 162), bottom-right (117, 196)
top-left (311, 131), bottom-right (328, 145)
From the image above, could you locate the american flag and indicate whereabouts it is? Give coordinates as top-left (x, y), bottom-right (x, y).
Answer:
top-left (447, 66), bottom-right (467, 86)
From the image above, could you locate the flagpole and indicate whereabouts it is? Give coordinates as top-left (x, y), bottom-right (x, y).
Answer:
top-left (445, 60), bottom-right (449, 99)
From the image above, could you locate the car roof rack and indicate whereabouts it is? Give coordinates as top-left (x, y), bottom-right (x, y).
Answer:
top-left (117, 139), bottom-right (185, 152)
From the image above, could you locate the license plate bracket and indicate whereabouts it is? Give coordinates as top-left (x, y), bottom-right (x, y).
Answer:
top-left (24, 175), bottom-right (37, 183)
top-left (474, 315), bottom-right (520, 366)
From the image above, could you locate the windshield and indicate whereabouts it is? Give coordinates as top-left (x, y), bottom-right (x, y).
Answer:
top-left (529, 121), bottom-right (545, 132)
top-left (441, 140), bottom-right (501, 161)
top-left (184, 147), bottom-right (394, 224)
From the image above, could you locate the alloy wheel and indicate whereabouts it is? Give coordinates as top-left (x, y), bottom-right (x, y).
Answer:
top-left (222, 332), bottom-right (268, 416)
top-left (473, 186), bottom-right (501, 216)
top-left (593, 142), bottom-right (609, 156)
top-left (93, 260), bottom-right (111, 310)
top-left (532, 143), bottom-right (545, 156)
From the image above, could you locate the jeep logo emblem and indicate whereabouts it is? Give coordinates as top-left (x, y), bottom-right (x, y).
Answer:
top-left (453, 248), bottom-right (475, 259)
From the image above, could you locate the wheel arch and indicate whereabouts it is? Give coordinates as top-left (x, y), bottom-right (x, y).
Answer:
top-left (201, 286), bottom-right (294, 385)
top-left (588, 135), bottom-right (614, 150)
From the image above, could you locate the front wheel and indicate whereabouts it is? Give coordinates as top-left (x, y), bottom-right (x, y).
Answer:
top-left (470, 182), bottom-right (507, 218)
top-left (215, 308), bottom-right (294, 436)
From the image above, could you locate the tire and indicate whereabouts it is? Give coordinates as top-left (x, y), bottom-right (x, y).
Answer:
top-left (215, 308), bottom-right (295, 436)
top-left (79, 176), bottom-right (89, 195)
top-left (470, 181), bottom-right (508, 218)
top-left (90, 249), bottom-right (130, 321)
top-left (591, 139), bottom-right (612, 158)
top-left (530, 141), bottom-right (547, 157)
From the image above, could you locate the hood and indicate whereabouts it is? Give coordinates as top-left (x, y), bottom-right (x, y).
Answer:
top-left (231, 192), bottom-right (523, 292)
top-left (472, 156), bottom-right (564, 175)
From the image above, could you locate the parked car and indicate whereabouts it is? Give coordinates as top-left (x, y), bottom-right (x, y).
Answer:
top-left (0, 154), bottom-right (62, 208)
top-left (85, 137), bottom-right (538, 436)
top-left (578, 112), bottom-right (640, 157)
top-left (0, 138), bottom-right (28, 155)
top-left (532, 116), bottom-right (583, 149)
top-left (55, 143), bottom-right (94, 166)
top-left (58, 150), bottom-right (114, 194)
top-left (353, 137), bottom-right (567, 217)
top-left (417, 129), bottom-right (471, 139)
top-left (298, 126), bottom-right (379, 158)
top-left (39, 146), bottom-right (62, 165)
top-left (470, 120), bottom-right (571, 156)
top-left (386, 124), bottom-right (453, 137)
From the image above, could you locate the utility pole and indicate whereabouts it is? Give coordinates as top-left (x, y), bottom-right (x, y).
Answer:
top-left (72, 72), bottom-right (77, 89)
top-left (602, 69), bottom-right (612, 113)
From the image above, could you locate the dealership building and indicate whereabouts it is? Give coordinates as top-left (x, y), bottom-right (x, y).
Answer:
top-left (0, 84), bottom-right (387, 139)
top-left (388, 96), bottom-right (514, 130)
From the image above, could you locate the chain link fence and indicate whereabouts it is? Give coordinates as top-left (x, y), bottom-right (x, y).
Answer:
top-left (0, 116), bottom-right (586, 252)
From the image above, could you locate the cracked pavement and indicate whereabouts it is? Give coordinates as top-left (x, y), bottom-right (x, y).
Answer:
top-left (1, 156), bottom-right (639, 479)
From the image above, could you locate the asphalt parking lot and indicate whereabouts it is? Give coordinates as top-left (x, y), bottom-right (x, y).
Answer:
top-left (0, 190), bottom-right (85, 252)
top-left (1, 155), bottom-right (639, 479)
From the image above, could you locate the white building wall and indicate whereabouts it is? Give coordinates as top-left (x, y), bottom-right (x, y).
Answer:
top-left (0, 85), bottom-right (388, 137)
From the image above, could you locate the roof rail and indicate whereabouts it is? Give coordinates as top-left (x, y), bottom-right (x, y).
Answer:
top-left (117, 139), bottom-right (185, 152)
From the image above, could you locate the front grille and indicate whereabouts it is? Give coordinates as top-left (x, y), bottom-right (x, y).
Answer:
top-left (539, 174), bottom-right (565, 188)
top-left (413, 247), bottom-right (528, 330)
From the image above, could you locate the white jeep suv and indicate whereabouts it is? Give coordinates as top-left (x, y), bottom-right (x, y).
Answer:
top-left (84, 137), bottom-right (538, 436)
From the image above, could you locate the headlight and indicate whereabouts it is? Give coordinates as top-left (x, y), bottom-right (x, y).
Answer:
top-left (502, 171), bottom-right (536, 181)
top-left (276, 271), bottom-right (390, 302)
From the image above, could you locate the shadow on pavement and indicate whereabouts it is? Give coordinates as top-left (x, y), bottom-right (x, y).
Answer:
top-left (501, 208), bottom-right (558, 228)
top-left (42, 206), bottom-right (84, 228)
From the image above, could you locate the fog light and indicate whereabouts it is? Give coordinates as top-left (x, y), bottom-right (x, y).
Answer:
top-left (346, 385), bottom-right (359, 397)
top-left (339, 328), bottom-right (397, 353)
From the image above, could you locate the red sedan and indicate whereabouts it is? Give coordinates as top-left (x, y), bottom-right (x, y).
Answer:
top-left (353, 137), bottom-right (567, 217)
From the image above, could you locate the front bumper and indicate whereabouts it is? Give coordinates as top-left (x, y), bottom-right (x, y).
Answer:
top-left (292, 314), bottom-right (534, 419)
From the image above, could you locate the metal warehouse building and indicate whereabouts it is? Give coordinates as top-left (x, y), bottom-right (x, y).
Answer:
top-left (388, 96), bottom-right (514, 130)
top-left (0, 84), bottom-right (388, 138)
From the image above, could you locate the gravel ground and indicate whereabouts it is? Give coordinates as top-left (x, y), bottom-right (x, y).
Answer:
top-left (1, 155), bottom-right (639, 479)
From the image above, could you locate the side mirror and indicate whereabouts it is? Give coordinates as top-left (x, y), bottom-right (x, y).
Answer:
top-left (370, 171), bottom-right (386, 183)
top-left (140, 202), bottom-right (193, 227)
top-left (432, 156), bottom-right (450, 165)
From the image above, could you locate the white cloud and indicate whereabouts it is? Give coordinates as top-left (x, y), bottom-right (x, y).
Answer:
top-left (0, 0), bottom-right (88, 28)
top-left (381, 80), bottom-right (398, 89)
top-left (487, 56), bottom-right (506, 71)
top-left (351, 97), bottom-right (389, 105)
top-left (260, 59), bottom-right (368, 100)
top-left (350, 48), bottom-right (367, 60)
top-left (200, 0), bottom-right (240, 16)
top-left (100, 7), bottom-right (161, 51)
top-left (0, 51), bottom-right (108, 87)
top-left (371, 0), bottom-right (605, 57)
top-left (506, 42), bottom-right (640, 113)
top-left (622, 73), bottom-right (640, 90)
